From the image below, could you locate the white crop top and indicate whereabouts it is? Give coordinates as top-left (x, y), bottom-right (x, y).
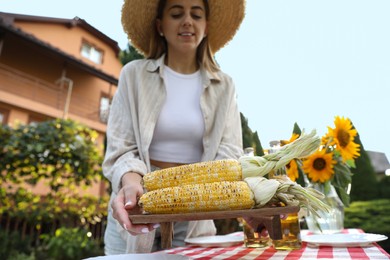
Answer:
top-left (149, 66), bottom-right (205, 163)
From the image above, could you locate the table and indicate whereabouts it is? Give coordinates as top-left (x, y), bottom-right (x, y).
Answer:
top-left (161, 229), bottom-right (390, 259)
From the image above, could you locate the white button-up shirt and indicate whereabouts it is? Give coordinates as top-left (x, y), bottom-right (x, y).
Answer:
top-left (103, 54), bottom-right (243, 193)
top-left (103, 54), bottom-right (243, 253)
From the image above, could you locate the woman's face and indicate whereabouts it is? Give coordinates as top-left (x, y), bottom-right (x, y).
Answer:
top-left (157, 0), bottom-right (208, 55)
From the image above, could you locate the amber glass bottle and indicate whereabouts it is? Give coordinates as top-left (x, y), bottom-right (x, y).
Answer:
top-left (268, 141), bottom-right (302, 250)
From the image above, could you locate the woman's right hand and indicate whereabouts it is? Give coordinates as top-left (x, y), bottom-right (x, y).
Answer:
top-left (242, 214), bottom-right (288, 237)
top-left (111, 172), bottom-right (159, 236)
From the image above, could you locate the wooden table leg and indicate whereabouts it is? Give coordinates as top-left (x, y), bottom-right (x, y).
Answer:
top-left (254, 215), bottom-right (282, 240)
top-left (160, 222), bottom-right (174, 249)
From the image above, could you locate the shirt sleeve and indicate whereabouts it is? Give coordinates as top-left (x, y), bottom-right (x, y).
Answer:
top-left (214, 79), bottom-right (244, 160)
top-left (102, 64), bottom-right (147, 194)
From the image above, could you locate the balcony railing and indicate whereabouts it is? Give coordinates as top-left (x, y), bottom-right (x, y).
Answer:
top-left (0, 62), bottom-right (102, 122)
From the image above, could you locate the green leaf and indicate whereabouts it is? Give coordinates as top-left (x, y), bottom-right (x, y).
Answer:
top-left (345, 159), bottom-right (356, 168)
top-left (293, 122), bottom-right (302, 135)
top-left (332, 162), bottom-right (352, 188)
top-left (334, 185), bottom-right (350, 207)
top-left (324, 180), bottom-right (331, 195)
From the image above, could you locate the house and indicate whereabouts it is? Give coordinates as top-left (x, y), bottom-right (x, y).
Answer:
top-left (0, 12), bottom-right (123, 197)
top-left (367, 151), bottom-right (390, 178)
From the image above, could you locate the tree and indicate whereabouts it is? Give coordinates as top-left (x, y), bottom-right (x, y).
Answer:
top-left (119, 44), bottom-right (144, 65)
top-left (350, 131), bottom-right (379, 201)
top-left (252, 131), bottom-right (264, 156)
top-left (240, 112), bottom-right (264, 156)
top-left (241, 112), bottom-right (253, 149)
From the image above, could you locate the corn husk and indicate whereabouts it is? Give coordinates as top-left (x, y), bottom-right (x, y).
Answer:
top-left (245, 176), bottom-right (332, 217)
top-left (239, 129), bottom-right (320, 178)
top-left (272, 177), bottom-right (332, 218)
top-left (244, 176), bottom-right (279, 207)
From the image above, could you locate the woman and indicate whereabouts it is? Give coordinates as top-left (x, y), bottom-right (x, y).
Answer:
top-left (103, 0), bottom-right (246, 254)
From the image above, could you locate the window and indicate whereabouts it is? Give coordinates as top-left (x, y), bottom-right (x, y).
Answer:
top-left (81, 41), bottom-right (103, 64)
top-left (28, 114), bottom-right (48, 125)
top-left (99, 95), bottom-right (110, 123)
top-left (0, 108), bottom-right (9, 124)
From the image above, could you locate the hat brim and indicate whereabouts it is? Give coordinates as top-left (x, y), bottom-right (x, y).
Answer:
top-left (122, 0), bottom-right (246, 55)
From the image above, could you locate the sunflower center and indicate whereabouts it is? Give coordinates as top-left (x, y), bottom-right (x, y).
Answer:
top-left (313, 158), bottom-right (326, 171)
top-left (337, 129), bottom-right (350, 147)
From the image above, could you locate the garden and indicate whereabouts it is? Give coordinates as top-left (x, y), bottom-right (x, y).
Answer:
top-left (0, 119), bottom-right (109, 259)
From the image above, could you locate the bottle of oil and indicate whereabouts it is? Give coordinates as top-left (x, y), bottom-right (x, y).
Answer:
top-left (241, 147), bottom-right (271, 247)
top-left (241, 218), bottom-right (270, 248)
top-left (268, 140), bottom-right (302, 250)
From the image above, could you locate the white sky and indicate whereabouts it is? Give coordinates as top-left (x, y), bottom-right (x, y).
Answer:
top-left (1, 0), bottom-right (389, 160)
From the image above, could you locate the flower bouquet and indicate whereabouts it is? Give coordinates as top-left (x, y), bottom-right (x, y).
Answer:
top-left (280, 116), bottom-right (361, 233)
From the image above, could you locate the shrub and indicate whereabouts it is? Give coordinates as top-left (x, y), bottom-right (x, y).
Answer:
top-left (0, 119), bottom-right (103, 191)
top-left (36, 227), bottom-right (102, 260)
top-left (0, 119), bottom-right (108, 259)
top-left (378, 176), bottom-right (390, 198)
top-left (0, 230), bottom-right (33, 260)
top-left (344, 199), bottom-right (390, 253)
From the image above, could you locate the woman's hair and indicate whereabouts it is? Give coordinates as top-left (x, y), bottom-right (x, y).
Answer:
top-left (147, 0), bottom-right (220, 72)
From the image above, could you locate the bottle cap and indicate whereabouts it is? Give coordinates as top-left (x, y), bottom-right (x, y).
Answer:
top-left (269, 140), bottom-right (280, 147)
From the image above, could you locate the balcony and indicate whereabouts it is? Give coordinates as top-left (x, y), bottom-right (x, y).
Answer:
top-left (0, 62), bottom-right (103, 124)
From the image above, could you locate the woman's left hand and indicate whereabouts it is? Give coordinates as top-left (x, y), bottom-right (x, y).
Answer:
top-left (111, 172), bottom-right (159, 236)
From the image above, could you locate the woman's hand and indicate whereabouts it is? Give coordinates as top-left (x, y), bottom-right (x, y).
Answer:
top-left (243, 214), bottom-right (288, 237)
top-left (111, 172), bottom-right (159, 236)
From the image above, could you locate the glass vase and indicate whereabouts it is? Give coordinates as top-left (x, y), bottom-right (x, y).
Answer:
top-left (305, 183), bottom-right (345, 234)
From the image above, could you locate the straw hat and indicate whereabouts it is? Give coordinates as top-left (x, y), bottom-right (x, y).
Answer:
top-left (121, 0), bottom-right (246, 55)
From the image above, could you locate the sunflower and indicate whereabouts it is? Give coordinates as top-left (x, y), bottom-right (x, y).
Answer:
top-left (280, 133), bottom-right (300, 181)
top-left (280, 133), bottom-right (300, 146)
top-left (302, 149), bottom-right (337, 183)
top-left (326, 116), bottom-right (360, 162)
top-left (286, 159), bottom-right (299, 182)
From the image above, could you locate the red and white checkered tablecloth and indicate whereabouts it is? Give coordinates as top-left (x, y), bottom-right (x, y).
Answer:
top-left (162, 229), bottom-right (390, 259)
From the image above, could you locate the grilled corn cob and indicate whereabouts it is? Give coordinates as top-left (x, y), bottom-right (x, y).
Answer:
top-left (138, 181), bottom-right (255, 214)
top-left (143, 130), bottom-right (320, 191)
top-left (143, 159), bottom-right (242, 191)
top-left (138, 177), bottom-right (331, 215)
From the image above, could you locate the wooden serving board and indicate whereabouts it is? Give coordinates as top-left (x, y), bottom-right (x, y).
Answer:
top-left (128, 205), bottom-right (300, 249)
top-left (128, 205), bottom-right (299, 224)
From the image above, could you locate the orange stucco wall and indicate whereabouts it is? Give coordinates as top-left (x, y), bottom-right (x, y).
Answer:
top-left (0, 35), bottom-right (113, 134)
top-left (14, 21), bottom-right (122, 78)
